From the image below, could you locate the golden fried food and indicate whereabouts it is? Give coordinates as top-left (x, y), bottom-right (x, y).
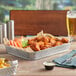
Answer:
top-left (28, 31), bottom-right (68, 51)
top-left (0, 58), bottom-right (10, 69)
top-left (28, 35), bottom-right (68, 51)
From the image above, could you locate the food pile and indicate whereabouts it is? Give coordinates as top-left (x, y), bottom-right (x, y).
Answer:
top-left (0, 58), bottom-right (10, 68)
top-left (4, 31), bottom-right (68, 51)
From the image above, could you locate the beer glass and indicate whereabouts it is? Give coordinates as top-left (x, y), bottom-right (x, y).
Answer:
top-left (67, 11), bottom-right (76, 42)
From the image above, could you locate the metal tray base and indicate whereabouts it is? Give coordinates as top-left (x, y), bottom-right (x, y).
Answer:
top-left (5, 43), bottom-right (70, 60)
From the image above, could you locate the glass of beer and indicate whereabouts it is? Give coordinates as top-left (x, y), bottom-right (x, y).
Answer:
top-left (67, 11), bottom-right (76, 42)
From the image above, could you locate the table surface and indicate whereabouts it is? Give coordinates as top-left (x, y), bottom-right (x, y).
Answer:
top-left (0, 42), bottom-right (76, 76)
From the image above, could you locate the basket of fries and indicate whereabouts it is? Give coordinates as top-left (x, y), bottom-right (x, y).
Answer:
top-left (4, 31), bottom-right (70, 60)
top-left (0, 58), bottom-right (18, 76)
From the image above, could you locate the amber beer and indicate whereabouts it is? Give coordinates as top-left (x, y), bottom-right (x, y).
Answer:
top-left (67, 11), bottom-right (76, 40)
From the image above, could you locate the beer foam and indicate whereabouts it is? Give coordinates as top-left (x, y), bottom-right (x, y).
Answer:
top-left (67, 14), bottom-right (76, 18)
top-left (67, 11), bottom-right (76, 18)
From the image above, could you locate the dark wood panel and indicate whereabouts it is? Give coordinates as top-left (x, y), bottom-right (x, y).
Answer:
top-left (10, 10), bottom-right (68, 36)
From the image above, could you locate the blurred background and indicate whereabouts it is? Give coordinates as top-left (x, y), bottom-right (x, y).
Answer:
top-left (0, 0), bottom-right (76, 22)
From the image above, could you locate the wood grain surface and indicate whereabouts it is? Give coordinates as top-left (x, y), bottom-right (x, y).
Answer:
top-left (0, 42), bottom-right (76, 76)
top-left (10, 10), bottom-right (68, 36)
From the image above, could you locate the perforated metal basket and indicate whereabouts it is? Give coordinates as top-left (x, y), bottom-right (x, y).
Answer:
top-left (5, 43), bottom-right (70, 60)
top-left (0, 60), bottom-right (18, 76)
